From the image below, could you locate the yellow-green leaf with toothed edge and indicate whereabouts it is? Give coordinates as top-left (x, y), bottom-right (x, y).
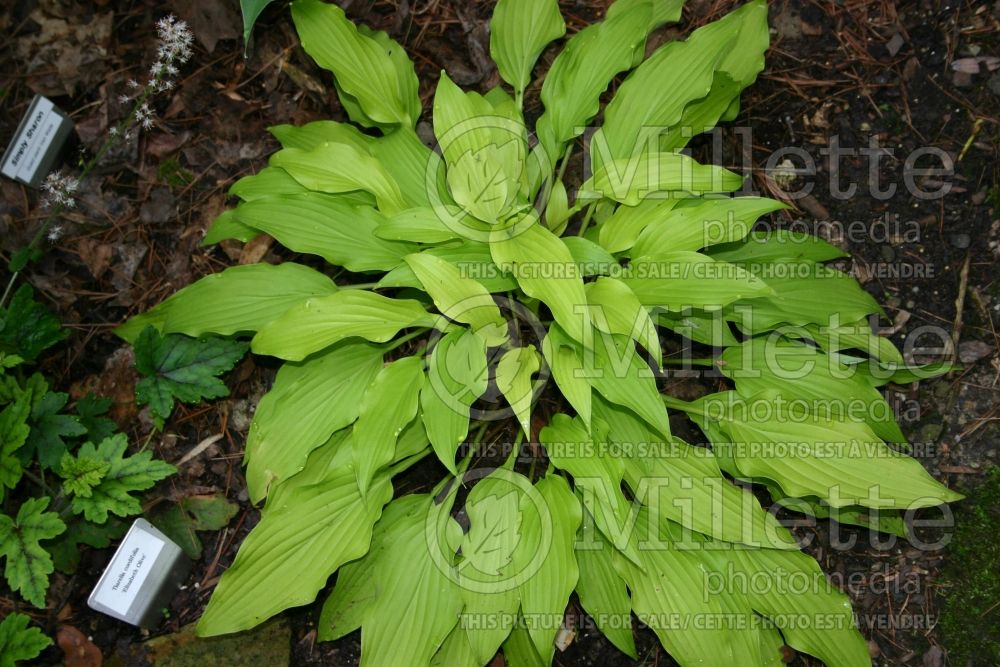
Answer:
top-left (490, 0), bottom-right (565, 96)
top-left (405, 252), bottom-right (508, 345)
top-left (421, 329), bottom-right (488, 474)
top-left (490, 213), bottom-right (591, 345)
top-left (495, 346), bottom-right (541, 436)
top-left (244, 340), bottom-right (383, 503)
top-left (352, 355), bottom-right (424, 495)
top-left (115, 263), bottom-right (338, 343)
top-left (291, 0), bottom-right (420, 128)
top-left (685, 390), bottom-right (964, 509)
top-left (251, 291), bottom-right (432, 362)
top-left (0, 497), bottom-right (65, 607)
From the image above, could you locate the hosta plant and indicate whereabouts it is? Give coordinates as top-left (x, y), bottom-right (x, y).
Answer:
top-left (119, 0), bottom-right (961, 665)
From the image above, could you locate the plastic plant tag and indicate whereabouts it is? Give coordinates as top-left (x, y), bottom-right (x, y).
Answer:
top-left (1, 95), bottom-right (74, 188)
top-left (87, 518), bottom-right (192, 628)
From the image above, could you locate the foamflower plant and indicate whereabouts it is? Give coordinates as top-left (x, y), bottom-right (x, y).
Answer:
top-left (119, 1), bottom-right (960, 665)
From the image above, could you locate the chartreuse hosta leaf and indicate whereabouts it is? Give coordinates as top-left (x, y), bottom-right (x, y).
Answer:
top-left (727, 261), bottom-right (883, 333)
top-left (490, 0), bottom-right (565, 100)
top-left (290, 0), bottom-right (419, 128)
top-left (269, 120), bottom-right (439, 209)
top-left (585, 277), bottom-right (661, 367)
top-left (405, 253), bottom-right (508, 345)
top-left (536, 0), bottom-right (675, 162)
top-left (119, 0), bottom-right (965, 664)
top-left (540, 329), bottom-right (591, 426)
top-left (596, 0), bottom-right (768, 163)
top-left (798, 319), bottom-right (904, 365)
top-left (116, 262), bottom-right (338, 342)
top-left (375, 207), bottom-right (464, 245)
top-left (675, 391), bottom-right (962, 509)
top-left (573, 521), bottom-right (637, 658)
top-left (244, 340), bottom-right (383, 502)
top-left (539, 416), bottom-right (639, 566)
top-left (379, 241), bottom-right (517, 293)
top-left (252, 290), bottom-right (433, 361)
top-left (495, 346), bottom-right (541, 435)
top-left (623, 251), bottom-right (773, 311)
top-left (352, 355), bottom-right (424, 495)
top-left (582, 151), bottom-right (744, 206)
top-left (630, 196), bottom-right (789, 258)
top-left (619, 510), bottom-right (767, 664)
top-left (659, 1), bottom-right (770, 149)
top-left (270, 143), bottom-right (407, 213)
top-left (318, 492), bottom-right (463, 666)
top-left (231, 193), bottom-right (416, 272)
top-left (457, 473), bottom-right (525, 663)
top-left (490, 214), bottom-right (590, 343)
top-left (422, 329), bottom-right (488, 474)
top-left (433, 72), bottom-right (529, 222)
top-left (709, 228), bottom-right (848, 265)
top-left (543, 407), bottom-right (795, 553)
top-left (200, 433), bottom-right (395, 635)
top-left (513, 475), bottom-right (581, 665)
top-left (720, 337), bottom-right (906, 442)
top-left (548, 326), bottom-right (671, 439)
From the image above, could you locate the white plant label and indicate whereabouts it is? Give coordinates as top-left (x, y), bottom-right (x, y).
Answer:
top-left (92, 527), bottom-right (165, 616)
top-left (1, 97), bottom-right (60, 182)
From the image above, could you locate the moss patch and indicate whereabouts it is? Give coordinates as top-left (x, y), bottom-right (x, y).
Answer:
top-left (938, 466), bottom-right (1000, 664)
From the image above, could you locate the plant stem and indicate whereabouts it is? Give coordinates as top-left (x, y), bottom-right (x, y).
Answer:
top-left (662, 395), bottom-right (702, 415)
top-left (384, 328), bottom-right (429, 353)
top-left (577, 202), bottom-right (596, 238)
top-left (502, 430), bottom-right (524, 470)
top-left (661, 357), bottom-right (717, 367)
